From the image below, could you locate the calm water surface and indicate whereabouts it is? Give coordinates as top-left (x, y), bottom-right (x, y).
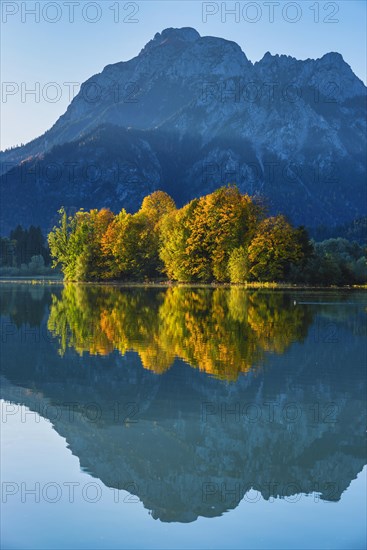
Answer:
top-left (0, 284), bottom-right (366, 549)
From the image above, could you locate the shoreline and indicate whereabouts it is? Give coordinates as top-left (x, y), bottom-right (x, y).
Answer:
top-left (0, 277), bottom-right (366, 290)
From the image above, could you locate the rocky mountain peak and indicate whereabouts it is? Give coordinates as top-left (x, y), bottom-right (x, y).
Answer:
top-left (141, 27), bottom-right (200, 54)
top-left (159, 27), bottom-right (200, 42)
top-left (0, 28), bottom-right (366, 234)
top-left (319, 51), bottom-right (345, 65)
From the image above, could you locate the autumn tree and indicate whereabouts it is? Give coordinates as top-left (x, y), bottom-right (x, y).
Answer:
top-left (140, 191), bottom-right (176, 227)
top-left (160, 186), bottom-right (262, 282)
top-left (248, 215), bottom-right (304, 281)
top-left (139, 191), bottom-right (176, 277)
top-left (47, 190), bottom-right (360, 285)
top-left (228, 246), bottom-right (249, 283)
top-left (102, 209), bottom-right (164, 280)
top-left (73, 208), bottom-right (114, 281)
top-left (186, 186), bottom-right (260, 282)
top-left (159, 199), bottom-right (199, 282)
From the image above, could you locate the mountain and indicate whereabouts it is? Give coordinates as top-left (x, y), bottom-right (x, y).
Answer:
top-left (1, 27), bottom-right (366, 234)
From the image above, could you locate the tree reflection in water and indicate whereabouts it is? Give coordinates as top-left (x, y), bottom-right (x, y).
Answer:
top-left (48, 285), bottom-right (312, 379)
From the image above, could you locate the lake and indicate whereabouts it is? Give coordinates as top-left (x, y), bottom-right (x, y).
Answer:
top-left (0, 283), bottom-right (366, 549)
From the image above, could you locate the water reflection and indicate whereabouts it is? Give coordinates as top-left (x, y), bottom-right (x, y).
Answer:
top-left (47, 285), bottom-right (313, 379)
top-left (0, 284), bottom-right (366, 523)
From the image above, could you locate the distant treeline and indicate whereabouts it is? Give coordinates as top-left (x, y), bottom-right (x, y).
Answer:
top-left (48, 187), bottom-right (367, 285)
top-left (312, 217), bottom-right (367, 245)
top-left (0, 225), bottom-right (53, 275)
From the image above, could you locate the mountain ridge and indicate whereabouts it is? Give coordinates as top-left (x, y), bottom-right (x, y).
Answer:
top-left (1, 27), bottom-right (366, 234)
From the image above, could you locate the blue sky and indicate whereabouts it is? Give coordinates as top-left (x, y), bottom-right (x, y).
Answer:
top-left (1, 0), bottom-right (366, 150)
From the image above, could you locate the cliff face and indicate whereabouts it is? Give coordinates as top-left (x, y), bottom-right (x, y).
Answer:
top-left (1, 27), bottom-right (366, 233)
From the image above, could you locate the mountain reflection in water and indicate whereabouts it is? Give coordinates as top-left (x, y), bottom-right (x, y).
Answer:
top-left (0, 284), bottom-right (366, 523)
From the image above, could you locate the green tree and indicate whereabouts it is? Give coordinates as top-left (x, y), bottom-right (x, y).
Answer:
top-left (48, 208), bottom-right (77, 280)
top-left (48, 207), bottom-right (114, 281)
top-left (307, 238), bottom-right (367, 285)
top-left (0, 237), bottom-right (16, 267)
